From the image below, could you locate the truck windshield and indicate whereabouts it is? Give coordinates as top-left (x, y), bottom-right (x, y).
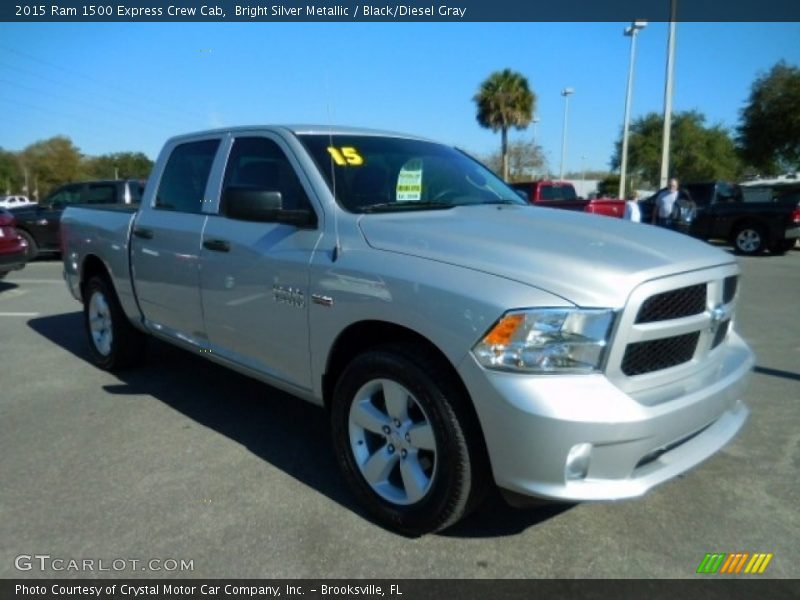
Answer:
top-left (298, 134), bottom-right (525, 213)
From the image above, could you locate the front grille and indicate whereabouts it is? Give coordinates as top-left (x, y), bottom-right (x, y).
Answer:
top-left (621, 332), bottom-right (700, 376)
top-left (711, 320), bottom-right (730, 349)
top-left (635, 284), bottom-right (706, 323)
top-left (723, 276), bottom-right (738, 303)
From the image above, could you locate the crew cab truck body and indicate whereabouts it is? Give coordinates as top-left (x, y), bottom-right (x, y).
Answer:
top-left (62, 126), bottom-right (754, 534)
top-left (510, 180), bottom-right (626, 218)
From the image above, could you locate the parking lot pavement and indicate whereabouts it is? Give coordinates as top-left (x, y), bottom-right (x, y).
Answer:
top-left (0, 253), bottom-right (798, 579)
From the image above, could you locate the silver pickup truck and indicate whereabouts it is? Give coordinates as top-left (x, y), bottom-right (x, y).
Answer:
top-left (62, 126), bottom-right (754, 534)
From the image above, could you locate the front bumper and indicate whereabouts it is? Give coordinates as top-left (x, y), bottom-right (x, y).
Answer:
top-left (0, 248), bottom-right (28, 273)
top-left (458, 332), bottom-right (754, 502)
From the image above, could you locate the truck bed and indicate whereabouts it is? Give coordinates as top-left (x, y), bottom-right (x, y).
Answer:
top-left (61, 204), bottom-right (140, 319)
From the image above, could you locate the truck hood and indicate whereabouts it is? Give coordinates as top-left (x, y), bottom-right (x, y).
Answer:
top-left (358, 204), bottom-right (735, 307)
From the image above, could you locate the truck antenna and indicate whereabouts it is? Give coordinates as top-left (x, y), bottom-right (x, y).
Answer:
top-left (326, 72), bottom-right (341, 262)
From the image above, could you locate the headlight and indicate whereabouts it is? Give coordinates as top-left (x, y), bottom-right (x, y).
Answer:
top-left (472, 308), bottom-right (616, 373)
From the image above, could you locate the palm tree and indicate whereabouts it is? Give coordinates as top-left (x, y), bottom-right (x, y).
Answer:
top-left (474, 69), bottom-right (536, 181)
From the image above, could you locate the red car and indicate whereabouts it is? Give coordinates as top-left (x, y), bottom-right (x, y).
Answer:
top-left (510, 180), bottom-right (626, 218)
top-left (0, 208), bottom-right (29, 279)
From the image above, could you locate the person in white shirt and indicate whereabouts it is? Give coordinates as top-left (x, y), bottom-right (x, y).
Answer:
top-left (652, 177), bottom-right (680, 228)
top-left (623, 193), bottom-right (641, 222)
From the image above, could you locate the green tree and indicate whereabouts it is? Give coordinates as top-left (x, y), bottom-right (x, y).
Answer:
top-left (21, 136), bottom-right (83, 199)
top-left (482, 138), bottom-right (546, 182)
top-left (737, 61), bottom-right (800, 175)
top-left (474, 69), bottom-right (535, 181)
top-left (83, 152), bottom-right (153, 180)
top-left (0, 149), bottom-right (24, 194)
top-left (611, 111), bottom-right (740, 187)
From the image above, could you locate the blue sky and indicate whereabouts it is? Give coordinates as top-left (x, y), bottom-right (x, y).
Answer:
top-left (1, 22), bottom-right (798, 173)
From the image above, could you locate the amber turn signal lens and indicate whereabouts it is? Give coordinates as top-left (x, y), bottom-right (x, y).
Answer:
top-left (483, 313), bottom-right (525, 346)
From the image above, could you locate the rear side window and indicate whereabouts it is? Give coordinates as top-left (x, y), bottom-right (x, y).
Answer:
top-left (156, 139), bottom-right (220, 213)
top-left (541, 185), bottom-right (577, 201)
top-left (86, 184), bottom-right (116, 204)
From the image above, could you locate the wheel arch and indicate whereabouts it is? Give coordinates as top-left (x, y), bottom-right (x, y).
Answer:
top-left (80, 253), bottom-right (113, 300)
top-left (322, 321), bottom-right (477, 425)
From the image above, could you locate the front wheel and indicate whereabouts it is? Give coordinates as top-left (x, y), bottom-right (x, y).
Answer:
top-left (331, 344), bottom-right (488, 535)
top-left (83, 275), bottom-right (146, 370)
top-left (732, 225), bottom-right (766, 255)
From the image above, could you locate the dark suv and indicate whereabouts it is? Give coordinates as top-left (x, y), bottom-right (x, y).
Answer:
top-left (10, 179), bottom-right (145, 258)
top-left (641, 181), bottom-right (799, 255)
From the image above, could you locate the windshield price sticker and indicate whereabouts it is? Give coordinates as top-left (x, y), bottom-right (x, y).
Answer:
top-left (327, 146), bottom-right (364, 166)
top-left (396, 159), bottom-right (423, 201)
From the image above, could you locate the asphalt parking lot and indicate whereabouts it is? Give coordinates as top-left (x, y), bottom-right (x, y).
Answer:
top-left (0, 250), bottom-right (798, 579)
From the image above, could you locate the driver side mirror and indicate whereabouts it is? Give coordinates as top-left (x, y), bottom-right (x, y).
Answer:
top-left (223, 187), bottom-right (316, 228)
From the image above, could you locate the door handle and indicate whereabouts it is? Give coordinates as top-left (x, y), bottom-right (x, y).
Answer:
top-left (133, 227), bottom-right (154, 239)
top-left (203, 239), bottom-right (230, 252)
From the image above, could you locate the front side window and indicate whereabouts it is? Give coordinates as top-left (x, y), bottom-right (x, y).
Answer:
top-left (47, 184), bottom-right (82, 207)
top-left (298, 134), bottom-right (524, 213)
top-left (221, 137), bottom-right (311, 212)
top-left (156, 139), bottom-right (220, 213)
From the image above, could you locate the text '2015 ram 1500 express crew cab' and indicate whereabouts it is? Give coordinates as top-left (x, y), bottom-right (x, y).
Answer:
top-left (61, 126), bottom-right (754, 535)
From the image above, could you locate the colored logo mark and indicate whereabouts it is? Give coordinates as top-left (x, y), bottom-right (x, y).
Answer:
top-left (697, 552), bottom-right (773, 574)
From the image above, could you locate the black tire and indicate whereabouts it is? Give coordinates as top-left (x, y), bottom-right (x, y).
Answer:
top-left (18, 229), bottom-right (38, 261)
top-left (732, 224), bottom-right (766, 255)
top-left (331, 343), bottom-right (489, 535)
top-left (83, 275), bottom-right (146, 370)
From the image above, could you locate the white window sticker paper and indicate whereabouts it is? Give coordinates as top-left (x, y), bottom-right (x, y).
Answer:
top-left (396, 159), bottom-right (423, 201)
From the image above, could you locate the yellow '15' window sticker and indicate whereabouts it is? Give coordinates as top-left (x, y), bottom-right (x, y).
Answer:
top-left (397, 159), bottom-right (423, 201)
top-left (327, 146), bottom-right (364, 166)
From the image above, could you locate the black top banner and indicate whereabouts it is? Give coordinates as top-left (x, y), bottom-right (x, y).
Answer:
top-left (3, 0), bottom-right (800, 22)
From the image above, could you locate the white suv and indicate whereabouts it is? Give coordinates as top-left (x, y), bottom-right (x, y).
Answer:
top-left (0, 195), bottom-right (34, 209)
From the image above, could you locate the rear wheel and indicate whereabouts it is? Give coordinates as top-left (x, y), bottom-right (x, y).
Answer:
top-left (732, 224), bottom-right (766, 255)
top-left (331, 344), bottom-right (488, 535)
top-left (83, 275), bottom-right (146, 370)
top-left (18, 230), bottom-right (38, 260)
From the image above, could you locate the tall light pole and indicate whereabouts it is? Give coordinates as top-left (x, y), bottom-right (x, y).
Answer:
top-left (559, 87), bottom-right (574, 180)
top-left (660, 0), bottom-right (678, 188)
top-left (619, 20), bottom-right (647, 200)
top-left (531, 115), bottom-right (541, 178)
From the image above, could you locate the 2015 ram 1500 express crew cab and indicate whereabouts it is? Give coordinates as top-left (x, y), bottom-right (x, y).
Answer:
top-left (62, 126), bottom-right (754, 534)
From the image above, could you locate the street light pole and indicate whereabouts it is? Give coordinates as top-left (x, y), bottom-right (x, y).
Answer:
top-left (559, 87), bottom-right (574, 180)
top-left (660, 0), bottom-right (678, 188)
top-left (619, 20), bottom-right (647, 200)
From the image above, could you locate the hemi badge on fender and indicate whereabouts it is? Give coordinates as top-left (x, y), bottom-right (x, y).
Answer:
top-left (312, 294), bottom-right (334, 307)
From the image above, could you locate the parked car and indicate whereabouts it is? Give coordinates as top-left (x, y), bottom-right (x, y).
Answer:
top-left (0, 195), bottom-right (35, 209)
top-left (0, 208), bottom-right (29, 279)
top-left (510, 180), bottom-right (626, 218)
top-left (10, 179), bottom-right (145, 259)
top-left (61, 126), bottom-right (753, 534)
top-left (640, 181), bottom-right (799, 255)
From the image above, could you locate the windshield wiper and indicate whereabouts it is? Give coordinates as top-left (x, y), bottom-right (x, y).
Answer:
top-left (359, 201), bottom-right (455, 213)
